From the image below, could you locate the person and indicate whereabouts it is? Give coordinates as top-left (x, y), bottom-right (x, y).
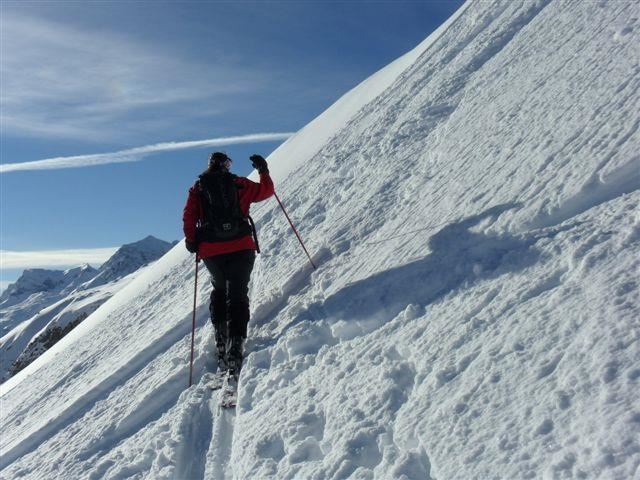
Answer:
top-left (182, 151), bottom-right (273, 376)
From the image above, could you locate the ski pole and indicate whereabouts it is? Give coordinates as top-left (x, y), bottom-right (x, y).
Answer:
top-left (274, 191), bottom-right (316, 270)
top-left (188, 255), bottom-right (199, 387)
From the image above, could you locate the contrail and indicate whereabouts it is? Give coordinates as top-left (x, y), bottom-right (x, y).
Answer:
top-left (0, 132), bottom-right (294, 173)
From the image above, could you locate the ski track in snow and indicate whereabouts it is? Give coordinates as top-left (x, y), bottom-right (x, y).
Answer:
top-left (204, 403), bottom-right (235, 479)
top-left (2, 0), bottom-right (640, 479)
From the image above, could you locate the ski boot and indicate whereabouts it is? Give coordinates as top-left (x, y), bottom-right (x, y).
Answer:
top-left (227, 336), bottom-right (244, 379)
top-left (215, 332), bottom-right (228, 372)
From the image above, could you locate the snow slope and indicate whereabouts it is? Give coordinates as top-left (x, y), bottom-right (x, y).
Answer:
top-left (1, 1), bottom-right (639, 479)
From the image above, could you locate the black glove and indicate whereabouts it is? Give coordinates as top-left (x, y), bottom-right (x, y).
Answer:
top-left (185, 240), bottom-right (198, 254)
top-left (250, 154), bottom-right (269, 174)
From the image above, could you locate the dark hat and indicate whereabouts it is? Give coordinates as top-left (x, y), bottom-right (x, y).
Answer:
top-left (208, 151), bottom-right (232, 169)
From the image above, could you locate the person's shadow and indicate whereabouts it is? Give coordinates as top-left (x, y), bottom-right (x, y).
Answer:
top-left (292, 203), bottom-right (540, 339)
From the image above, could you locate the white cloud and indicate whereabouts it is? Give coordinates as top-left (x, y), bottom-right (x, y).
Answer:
top-left (0, 248), bottom-right (118, 269)
top-left (0, 12), bottom-right (261, 140)
top-left (0, 132), bottom-right (294, 173)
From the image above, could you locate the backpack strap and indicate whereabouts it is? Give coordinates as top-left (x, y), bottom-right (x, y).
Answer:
top-left (194, 179), bottom-right (205, 229)
top-left (247, 215), bottom-right (260, 254)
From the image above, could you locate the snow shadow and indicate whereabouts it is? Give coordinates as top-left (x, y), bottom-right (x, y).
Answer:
top-left (320, 203), bottom-right (538, 338)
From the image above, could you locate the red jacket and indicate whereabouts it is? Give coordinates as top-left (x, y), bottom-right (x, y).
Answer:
top-left (183, 172), bottom-right (274, 258)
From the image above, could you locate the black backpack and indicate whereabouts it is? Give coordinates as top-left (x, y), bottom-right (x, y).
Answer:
top-left (196, 171), bottom-right (258, 247)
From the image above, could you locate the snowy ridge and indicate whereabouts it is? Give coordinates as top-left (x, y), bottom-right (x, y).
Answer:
top-left (1, 1), bottom-right (639, 479)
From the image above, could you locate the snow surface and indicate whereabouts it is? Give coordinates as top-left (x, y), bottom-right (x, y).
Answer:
top-left (1, 1), bottom-right (639, 479)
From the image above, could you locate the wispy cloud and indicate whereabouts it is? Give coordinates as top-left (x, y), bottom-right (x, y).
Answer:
top-left (1, 248), bottom-right (118, 269)
top-left (0, 132), bottom-right (294, 173)
top-left (0, 12), bottom-right (263, 140)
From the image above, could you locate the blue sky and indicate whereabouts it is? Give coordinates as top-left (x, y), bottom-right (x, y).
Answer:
top-left (0, 0), bottom-right (464, 290)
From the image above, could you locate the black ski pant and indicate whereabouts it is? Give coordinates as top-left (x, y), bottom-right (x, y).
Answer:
top-left (202, 249), bottom-right (255, 341)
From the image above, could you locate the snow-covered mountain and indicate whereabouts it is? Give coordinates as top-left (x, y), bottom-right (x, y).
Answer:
top-left (86, 235), bottom-right (178, 287)
top-left (0, 264), bottom-right (98, 331)
top-left (0, 236), bottom-right (174, 382)
top-left (1, 1), bottom-right (638, 479)
top-left (0, 265), bottom-right (95, 303)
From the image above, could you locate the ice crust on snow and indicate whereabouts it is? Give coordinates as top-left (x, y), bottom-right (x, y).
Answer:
top-left (1, 1), bottom-right (639, 479)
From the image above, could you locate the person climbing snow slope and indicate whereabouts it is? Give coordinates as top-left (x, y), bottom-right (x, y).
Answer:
top-left (182, 152), bottom-right (274, 378)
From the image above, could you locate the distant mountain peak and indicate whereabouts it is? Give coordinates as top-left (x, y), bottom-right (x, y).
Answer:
top-left (87, 236), bottom-right (173, 287)
top-left (63, 264), bottom-right (97, 275)
top-left (0, 269), bottom-right (65, 304)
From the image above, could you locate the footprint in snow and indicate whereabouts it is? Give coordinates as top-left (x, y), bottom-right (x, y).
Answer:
top-left (535, 419), bottom-right (554, 436)
top-left (537, 354), bottom-right (562, 379)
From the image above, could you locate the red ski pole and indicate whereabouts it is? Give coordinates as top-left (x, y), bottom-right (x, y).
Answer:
top-left (188, 255), bottom-right (199, 387)
top-left (274, 191), bottom-right (316, 270)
